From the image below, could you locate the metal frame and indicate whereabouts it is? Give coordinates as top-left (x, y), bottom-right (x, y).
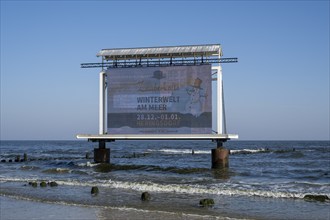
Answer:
top-left (78, 134), bottom-right (238, 142)
top-left (81, 57), bottom-right (237, 69)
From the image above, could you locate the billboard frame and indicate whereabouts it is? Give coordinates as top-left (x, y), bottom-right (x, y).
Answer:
top-left (78, 44), bottom-right (238, 142)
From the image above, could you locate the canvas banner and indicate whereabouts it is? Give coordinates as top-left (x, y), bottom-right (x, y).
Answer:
top-left (107, 65), bottom-right (212, 134)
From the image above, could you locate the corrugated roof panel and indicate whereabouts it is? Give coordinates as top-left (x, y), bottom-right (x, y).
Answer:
top-left (97, 44), bottom-right (222, 59)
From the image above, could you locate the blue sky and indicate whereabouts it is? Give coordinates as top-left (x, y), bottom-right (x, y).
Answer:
top-left (1, 1), bottom-right (329, 140)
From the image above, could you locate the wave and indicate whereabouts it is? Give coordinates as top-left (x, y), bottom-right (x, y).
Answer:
top-left (152, 148), bottom-right (307, 156)
top-left (76, 161), bottom-right (99, 167)
top-left (91, 163), bottom-right (210, 174)
top-left (41, 168), bottom-right (88, 175)
top-left (42, 168), bottom-right (71, 174)
top-left (67, 179), bottom-right (330, 200)
top-left (148, 149), bottom-right (210, 154)
top-left (148, 148), bottom-right (273, 155)
top-left (2, 177), bottom-right (328, 201)
top-left (230, 148), bottom-right (269, 154)
top-left (46, 180), bottom-right (329, 201)
top-left (20, 165), bottom-right (40, 171)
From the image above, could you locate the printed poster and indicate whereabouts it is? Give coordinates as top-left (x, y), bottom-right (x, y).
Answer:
top-left (107, 65), bottom-right (212, 134)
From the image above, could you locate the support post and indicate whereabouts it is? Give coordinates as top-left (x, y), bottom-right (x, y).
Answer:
top-left (217, 65), bottom-right (224, 134)
top-left (94, 140), bottom-right (110, 163)
top-left (211, 140), bottom-right (229, 169)
top-left (211, 49), bottom-right (229, 169)
top-left (99, 71), bottom-right (106, 135)
top-left (95, 71), bottom-right (110, 163)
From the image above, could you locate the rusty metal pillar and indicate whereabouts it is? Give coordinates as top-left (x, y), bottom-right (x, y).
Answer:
top-left (94, 140), bottom-right (110, 163)
top-left (211, 140), bottom-right (229, 169)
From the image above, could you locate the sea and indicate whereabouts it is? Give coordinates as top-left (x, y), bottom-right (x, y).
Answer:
top-left (0, 140), bottom-right (329, 220)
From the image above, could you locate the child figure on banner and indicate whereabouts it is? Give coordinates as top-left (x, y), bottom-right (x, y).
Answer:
top-left (185, 78), bottom-right (208, 117)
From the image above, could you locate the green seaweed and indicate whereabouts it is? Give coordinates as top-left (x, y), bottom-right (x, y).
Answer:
top-left (304, 194), bottom-right (329, 202)
top-left (91, 186), bottom-right (99, 195)
top-left (199, 198), bottom-right (215, 207)
top-left (141, 192), bottom-right (151, 201)
top-left (49, 181), bottom-right (58, 187)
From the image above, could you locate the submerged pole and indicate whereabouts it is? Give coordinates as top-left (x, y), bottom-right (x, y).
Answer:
top-left (94, 140), bottom-right (110, 163)
top-left (211, 140), bottom-right (229, 169)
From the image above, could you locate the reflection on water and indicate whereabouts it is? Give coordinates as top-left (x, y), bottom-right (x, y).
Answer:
top-left (212, 167), bottom-right (232, 180)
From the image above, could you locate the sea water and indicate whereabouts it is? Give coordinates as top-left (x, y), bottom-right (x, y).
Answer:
top-left (0, 140), bottom-right (329, 219)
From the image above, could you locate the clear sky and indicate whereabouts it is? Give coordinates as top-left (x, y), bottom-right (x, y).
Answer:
top-left (1, 1), bottom-right (329, 140)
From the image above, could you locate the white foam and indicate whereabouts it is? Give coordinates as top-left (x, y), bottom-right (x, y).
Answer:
top-left (149, 148), bottom-right (269, 155)
top-left (56, 168), bottom-right (70, 172)
top-left (149, 149), bottom-right (210, 154)
top-left (2, 177), bottom-right (329, 200)
top-left (76, 162), bottom-right (99, 167)
top-left (0, 177), bottom-right (37, 183)
top-left (230, 148), bottom-right (267, 154)
top-left (54, 179), bottom-right (328, 200)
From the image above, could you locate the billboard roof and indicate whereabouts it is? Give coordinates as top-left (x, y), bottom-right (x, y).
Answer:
top-left (97, 44), bottom-right (222, 60)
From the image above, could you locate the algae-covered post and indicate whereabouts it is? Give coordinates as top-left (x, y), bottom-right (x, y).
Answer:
top-left (23, 153), bottom-right (28, 162)
top-left (211, 140), bottom-right (230, 169)
top-left (93, 140), bottom-right (110, 163)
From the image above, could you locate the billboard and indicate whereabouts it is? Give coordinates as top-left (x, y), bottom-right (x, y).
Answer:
top-left (107, 65), bottom-right (212, 134)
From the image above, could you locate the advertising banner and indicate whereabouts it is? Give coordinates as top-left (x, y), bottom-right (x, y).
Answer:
top-left (107, 65), bottom-right (212, 134)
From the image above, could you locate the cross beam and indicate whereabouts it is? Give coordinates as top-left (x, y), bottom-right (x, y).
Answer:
top-left (81, 57), bottom-right (237, 68)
